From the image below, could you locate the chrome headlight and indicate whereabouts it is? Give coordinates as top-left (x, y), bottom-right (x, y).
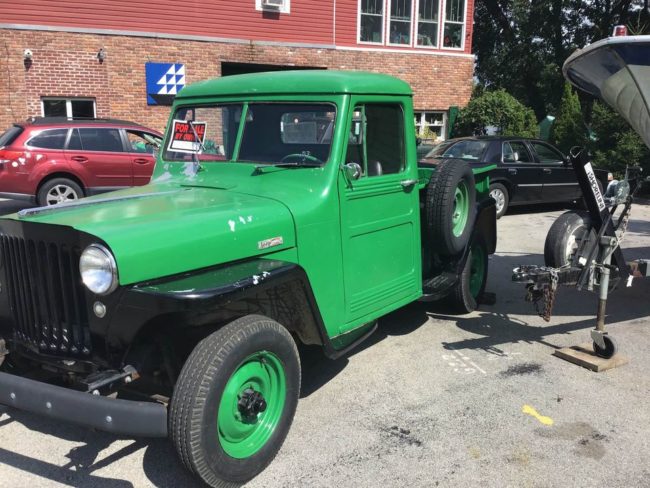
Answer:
top-left (79, 244), bottom-right (118, 295)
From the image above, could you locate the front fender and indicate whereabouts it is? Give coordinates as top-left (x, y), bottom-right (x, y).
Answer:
top-left (106, 259), bottom-right (330, 362)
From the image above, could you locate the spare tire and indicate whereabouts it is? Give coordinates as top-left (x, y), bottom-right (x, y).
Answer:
top-left (425, 159), bottom-right (476, 255)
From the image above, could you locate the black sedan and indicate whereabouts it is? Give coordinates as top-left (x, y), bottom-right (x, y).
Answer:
top-left (420, 137), bottom-right (610, 218)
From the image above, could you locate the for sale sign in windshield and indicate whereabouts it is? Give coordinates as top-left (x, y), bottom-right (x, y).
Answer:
top-left (167, 120), bottom-right (207, 153)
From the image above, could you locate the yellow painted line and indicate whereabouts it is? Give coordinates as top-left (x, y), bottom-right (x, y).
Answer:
top-left (522, 404), bottom-right (554, 426)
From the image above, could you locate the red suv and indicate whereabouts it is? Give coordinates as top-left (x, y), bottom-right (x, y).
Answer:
top-left (0, 118), bottom-right (162, 206)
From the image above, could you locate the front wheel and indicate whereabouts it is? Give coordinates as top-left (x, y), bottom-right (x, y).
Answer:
top-left (446, 239), bottom-right (489, 313)
top-left (169, 315), bottom-right (300, 487)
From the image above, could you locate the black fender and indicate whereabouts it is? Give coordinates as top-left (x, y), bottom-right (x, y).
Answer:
top-left (107, 258), bottom-right (362, 366)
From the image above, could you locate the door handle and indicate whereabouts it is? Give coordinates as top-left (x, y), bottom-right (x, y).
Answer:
top-left (400, 179), bottom-right (418, 189)
top-left (543, 168), bottom-right (552, 174)
top-left (71, 156), bottom-right (88, 163)
top-left (508, 168), bottom-right (517, 175)
top-left (133, 158), bottom-right (150, 165)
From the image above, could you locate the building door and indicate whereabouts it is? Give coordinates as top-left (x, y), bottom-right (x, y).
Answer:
top-left (338, 100), bottom-right (420, 331)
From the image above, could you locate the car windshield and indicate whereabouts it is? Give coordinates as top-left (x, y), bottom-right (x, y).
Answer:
top-left (163, 103), bottom-right (336, 165)
top-left (425, 139), bottom-right (489, 160)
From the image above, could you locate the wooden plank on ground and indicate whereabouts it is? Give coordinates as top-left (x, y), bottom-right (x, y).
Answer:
top-left (553, 343), bottom-right (628, 372)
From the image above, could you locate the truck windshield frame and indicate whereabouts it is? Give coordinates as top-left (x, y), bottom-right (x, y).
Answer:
top-left (163, 102), bottom-right (337, 166)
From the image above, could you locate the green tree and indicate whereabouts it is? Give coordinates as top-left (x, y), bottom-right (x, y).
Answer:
top-left (472, 0), bottom-right (650, 119)
top-left (551, 83), bottom-right (587, 153)
top-left (454, 89), bottom-right (538, 137)
top-left (587, 102), bottom-right (650, 176)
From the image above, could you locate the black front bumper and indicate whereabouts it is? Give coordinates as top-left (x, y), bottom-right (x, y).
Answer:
top-left (0, 372), bottom-right (168, 437)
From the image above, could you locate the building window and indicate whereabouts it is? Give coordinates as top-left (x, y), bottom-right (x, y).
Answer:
top-left (359, 0), bottom-right (385, 43)
top-left (415, 111), bottom-right (447, 141)
top-left (42, 98), bottom-right (96, 119)
top-left (389, 0), bottom-right (413, 45)
top-left (442, 0), bottom-right (465, 48)
top-left (416, 0), bottom-right (439, 47)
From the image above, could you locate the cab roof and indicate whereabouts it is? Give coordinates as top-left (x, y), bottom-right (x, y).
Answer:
top-left (176, 70), bottom-right (413, 99)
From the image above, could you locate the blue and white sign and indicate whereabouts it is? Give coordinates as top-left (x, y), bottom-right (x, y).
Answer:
top-left (146, 62), bottom-right (186, 106)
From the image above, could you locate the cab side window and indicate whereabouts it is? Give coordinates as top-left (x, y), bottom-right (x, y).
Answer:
top-left (347, 103), bottom-right (406, 176)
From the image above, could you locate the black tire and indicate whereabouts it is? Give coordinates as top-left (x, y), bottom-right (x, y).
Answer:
top-left (37, 178), bottom-right (84, 206)
top-left (169, 315), bottom-right (300, 487)
top-left (489, 182), bottom-right (509, 219)
top-left (593, 335), bottom-right (617, 359)
top-left (544, 210), bottom-right (593, 268)
top-left (425, 159), bottom-right (476, 255)
top-left (446, 238), bottom-right (488, 313)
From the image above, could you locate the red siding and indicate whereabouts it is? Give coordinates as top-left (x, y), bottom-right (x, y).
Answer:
top-left (0, 0), bottom-right (336, 45)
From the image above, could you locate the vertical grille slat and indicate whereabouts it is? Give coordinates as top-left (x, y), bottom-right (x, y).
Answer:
top-left (0, 233), bottom-right (90, 357)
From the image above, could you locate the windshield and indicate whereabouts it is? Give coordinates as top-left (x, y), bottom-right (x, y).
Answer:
top-left (163, 103), bottom-right (336, 164)
top-left (425, 139), bottom-right (490, 161)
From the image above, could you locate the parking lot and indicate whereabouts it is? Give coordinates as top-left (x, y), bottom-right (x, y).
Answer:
top-left (0, 200), bottom-right (649, 488)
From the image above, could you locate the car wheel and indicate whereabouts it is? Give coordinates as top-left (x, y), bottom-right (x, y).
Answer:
top-left (425, 159), bottom-right (476, 256)
top-left (169, 315), bottom-right (300, 487)
top-left (446, 238), bottom-right (488, 313)
top-left (489, 183), bottom-right (509, 219)
top-left (37, 178), bottom-right (84, 206)
top-left (544, 210), bottom-right (594, 268)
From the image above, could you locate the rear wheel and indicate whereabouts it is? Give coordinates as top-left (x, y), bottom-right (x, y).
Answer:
top-left (489, 182), bottom-right (509, 219)
top-left (37, 178), bottom-right (83, 206)
top-left (425, 160), bottom-right (476, 255)
top-left (169, 315), bottom-right (300, 487)
top-left (446, 238), bottom-right (488, 313)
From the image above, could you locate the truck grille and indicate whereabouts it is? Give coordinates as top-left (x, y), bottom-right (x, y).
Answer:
top-left (0, 235), bottom-right (91, 356)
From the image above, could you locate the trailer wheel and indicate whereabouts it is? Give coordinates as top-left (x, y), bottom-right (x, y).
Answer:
top-left (446, 238), bottom-right (488, 313)
top-left (544, 210), bottom-right (593, 268)
top-left (425, 160), bottom-right (476, 255)
top-left (593, 335), bottom-right (617, 359)
top-left (169, 315), bottom-right (300, 487)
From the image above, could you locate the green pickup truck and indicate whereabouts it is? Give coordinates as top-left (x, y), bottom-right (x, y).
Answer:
top-left (0, 71), bottom-right (496, 486)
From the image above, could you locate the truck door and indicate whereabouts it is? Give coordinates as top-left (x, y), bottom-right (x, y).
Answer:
top-left (338, 100), bottom-right (421, 331)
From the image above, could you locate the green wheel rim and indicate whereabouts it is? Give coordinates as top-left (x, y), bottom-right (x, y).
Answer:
top-left (217, 351), bottom-right (286, 459)
top-left (469, 244), bottom-right (486, 298)
top-left (452, 181), bottom-right (470, 237)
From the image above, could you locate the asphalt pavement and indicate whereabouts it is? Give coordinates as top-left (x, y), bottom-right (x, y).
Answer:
top-left (0, 199), bottom-right (649, 487)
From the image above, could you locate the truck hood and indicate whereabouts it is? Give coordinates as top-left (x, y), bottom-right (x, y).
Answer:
top-left (10, 184), bottom-right (296, 285)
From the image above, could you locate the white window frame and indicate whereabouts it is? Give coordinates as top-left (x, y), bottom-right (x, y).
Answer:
top-left (441, 0), bottom-right (467, 50)
top-left (387, 0), bottom-right (415, 47)
top-left (255, 0), bottom-right (290, 14)
top-left (414, 0), bottom-right (441, 49)
top-left (414, 110), bottom-right (447, 141)
top-left (41, 97), bottom-right (97, 118)
top-left (357, 0), bottom-right (386, 45)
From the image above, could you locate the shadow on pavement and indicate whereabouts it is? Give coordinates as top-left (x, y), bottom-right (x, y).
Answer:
top-left (0, 408), bottom-right (197, 487)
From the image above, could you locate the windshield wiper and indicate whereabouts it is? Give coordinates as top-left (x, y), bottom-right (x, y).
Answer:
top-left (252, 160), bottom-right (322, 174)
top-left (188, 121), bottom-right (205, 174)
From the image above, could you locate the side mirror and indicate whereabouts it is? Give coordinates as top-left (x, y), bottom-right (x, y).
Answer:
top-left (343, 162), bottom-right (362, 181)
top-left (563, 155), bottom-right (570, 166)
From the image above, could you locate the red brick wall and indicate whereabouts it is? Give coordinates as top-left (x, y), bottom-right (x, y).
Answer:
top-left (0, 29), bottom-right (474, 133)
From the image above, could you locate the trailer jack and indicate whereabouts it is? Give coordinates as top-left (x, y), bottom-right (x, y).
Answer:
top-left (512, 150), bottom-right (647, 369)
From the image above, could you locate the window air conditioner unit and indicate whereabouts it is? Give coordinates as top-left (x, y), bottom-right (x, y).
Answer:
top-left (261, 0), bottom-right (285, 9)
